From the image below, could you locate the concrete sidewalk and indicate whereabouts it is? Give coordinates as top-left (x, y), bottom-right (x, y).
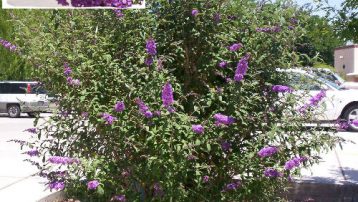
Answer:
top-left (0, 114), bottom-right (55, 202)
top-left (288, 132), bottom-right (358, 201)
top-left (299, 132), bottom-right (358, 185)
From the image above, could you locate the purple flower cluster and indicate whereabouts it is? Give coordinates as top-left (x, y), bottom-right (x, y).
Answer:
top-left (47, 156), bottom-right (80, 165)
top-left (145, 57), bottom-right (154, 66)
top-left (145, 38), bottom-right (156, 66)
top-left (26, 149), bottom-right (39, 157)
top-left (256, 26), bottom-right (281, 33)
top-left (213, 13), bottom-right (221, 23)
top-left (162, 82), bottom-right (174, 107)
top-left (214, 113), bottom-right (235, 126)
top-left (191, 9), bottom-right (199, 17)
top-left (113, 194), bottom-right (126, 201)
top-left (114, 101), bottom-right (125, 112)
top-left (57, 0), bottom-right (135, 7)
top-left (87, 180), bottom-right (100, 190)
top-left (264, 168), bottom-right (282, 178)
top-left (228, 43), bottom-right (242, 52)
top-left (222, 181), bottom-right (241, 192)
top-left (202, 175), bottom-right (209, 183)
top-left (234, 54), bottom-right (250, 82)
top-left (24, 128), bottom-right (37, 134)
top-left (271, 85), bottom-right (292, 93)
top-left (218, 61), bottom-right (228, 68)
top-left (221, 140), bottom-right (231, 152)
top-left (66, 77), bottom-right (81, 86)
top-left (352, 120), bottom-right (358, 126)
top-left (192, 124), bottom-right (204, 134)
top-left (114, 9), bottom-right (124, 18)
top-left (336, 120), bottom-right (349, 131)
top-left (111, 0), bottom-right (133, 8)
top-left (284, 156), bottom-right (307, 170)
top-left (257, 146), bottom-right (278, 158)
top-left (49, 181), bottom-right (65, 191)
top-left (0, 38), bottom-right (17, 52)
top-left (136, 98), bottom-right (153, 118)
top-left (146, 38), bottom-right (157, 56)
top-left (153, 182), bottom-right (164, 197)
top-left (63, 63), bottom-right (72, 76)
top-left (102, 113), bottom-right (117, 125)
top-left (298, 90), bottom-right (326, 113)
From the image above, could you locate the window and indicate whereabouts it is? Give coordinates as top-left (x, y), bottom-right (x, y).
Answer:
top-left (0, 83), bottom-right (27, 94)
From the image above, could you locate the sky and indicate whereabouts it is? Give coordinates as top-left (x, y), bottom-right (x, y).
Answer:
top-left (295, 0), bottom-right (344, 16)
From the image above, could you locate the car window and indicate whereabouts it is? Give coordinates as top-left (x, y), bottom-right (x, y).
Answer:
top-left (0, 83), bottom-right (27, 94)
top-left (30, 83), bottom-right (47, 94)
top-left (285, 73), bottom-right (324, 91)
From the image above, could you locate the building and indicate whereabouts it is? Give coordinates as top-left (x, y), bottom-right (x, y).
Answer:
top-left (334, 44), bottom-right (358, 81)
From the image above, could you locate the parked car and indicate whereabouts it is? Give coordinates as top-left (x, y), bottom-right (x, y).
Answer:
top-left (0, 81), bottom-right (51, 118)
top-left (306, 67), bottom-right (358, 90)
top-left (280, 69), bottom-right (358, 132)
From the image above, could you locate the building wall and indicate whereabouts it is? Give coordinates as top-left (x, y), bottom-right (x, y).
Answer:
top-left (334, 45), bottom-right (358, 81)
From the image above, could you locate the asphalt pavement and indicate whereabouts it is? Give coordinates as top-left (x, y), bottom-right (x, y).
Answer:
top-left (0, 113), bottom-right (357, 201)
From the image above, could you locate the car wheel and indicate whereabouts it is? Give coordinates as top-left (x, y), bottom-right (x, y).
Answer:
top-left (7, 104), bottom-right (21, 118)
top-left (343, 104), bottom-right (358, 132)
top-left (27, 112), bottom-right (39, 118)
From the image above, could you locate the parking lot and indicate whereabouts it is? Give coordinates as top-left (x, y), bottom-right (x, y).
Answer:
top-left (0, 113), bottom-right (357, 201)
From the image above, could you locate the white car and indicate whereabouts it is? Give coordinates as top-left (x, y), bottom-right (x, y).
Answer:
top-left (0, 81), bottom-right (51, 117)
top-left (281, 69), bottom-right (358, 132)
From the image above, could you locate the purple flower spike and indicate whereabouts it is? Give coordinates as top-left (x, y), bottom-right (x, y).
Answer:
top-left (272, 85), bottom-right (292, 93)
top-left (218, 61), bottom-right (228, 68)
top-left (24, 128), bottom-right (37, 134)
top-left (135, 98), bottom-right (153, 118)
top-left (284, 156), bottom-right (306, 170)
top-left (264, 168), bottom-right (282, 178)
top-left (229, 43), bottom-right (243, 52)
top-left (222, 181), bottom-right (241, 192)
top-left (144, 111), bottom-right (153, 118)
top-left (203, 175), bottom-right (209, 183)
top-left (191, 9), bottom-right (199, 17)
top-left (192, 124), bottom-right (204, 134)
top-left (114, 101), bottom-right (125, 112)
top-left (49, 181), bottom-right (65, 191)
top-left (26, 149), bottom-right (39, 157)
top-left (234, 54), bottom-right (250, 82)
top-left (114, 9), bottom-right (125, 18)
top-left (47, 156), bottom-right (80, 165)
top-left (145, 57), bottom-right (154, 66)
top-left (213, 113), bottom-right (235, 126)
top-left (146, 38), bottom-right (157, 56)
top-left (162, 82), bottom-right (174, 107)
top-left (87, 180), bottom-right (100, 190)
top-left (0, 38), bottom-right (17, 52)
top-left (63, 63), bottom-right (72, 76)
top-left (153, 182), bottom-right (164, 197)
top-left (113, 194), bottom-right (126, 201)
top-left (221, 140), bottom-right (231, 152)
top-left (352, 120), bottom-right (358, 126)
top-left (102, 113), bottom-right (117, 125)
top-left (257, 146), bottom-right (278, 158)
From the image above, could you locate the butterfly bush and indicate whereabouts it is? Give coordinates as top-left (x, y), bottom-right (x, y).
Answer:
top-left (12, 0), bottom-right (341, 201)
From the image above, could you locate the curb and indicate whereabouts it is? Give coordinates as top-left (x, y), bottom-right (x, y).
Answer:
top-left (285, 182), bottom-right (358, 202)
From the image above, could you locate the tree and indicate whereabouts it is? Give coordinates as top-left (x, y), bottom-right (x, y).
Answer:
top-left (0, 4), bottom-right (31, 80)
